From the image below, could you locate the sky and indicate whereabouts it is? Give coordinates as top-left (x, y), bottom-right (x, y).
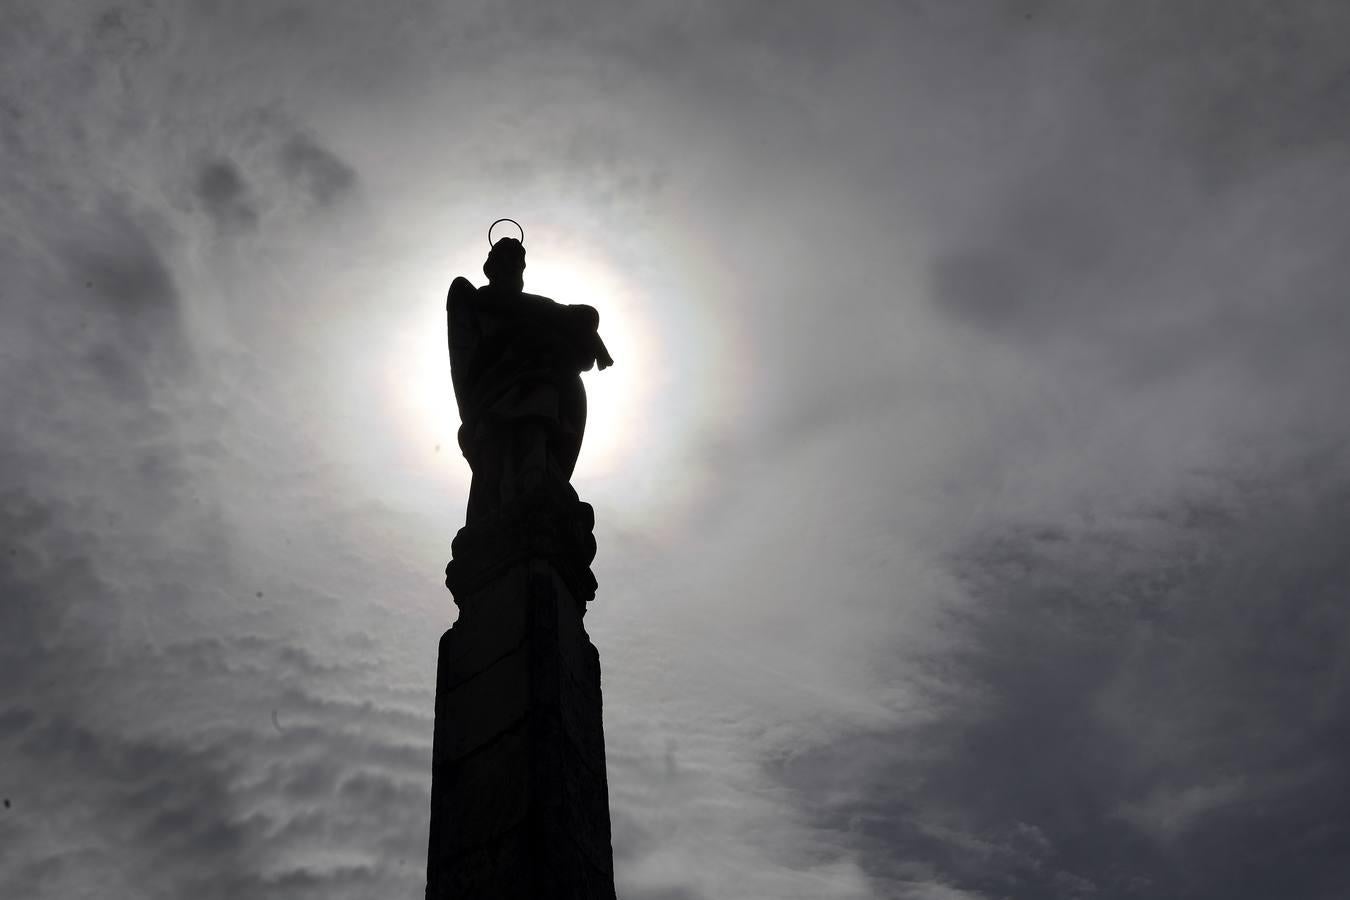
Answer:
top-left (3, 2), bottom-right (1350, 898)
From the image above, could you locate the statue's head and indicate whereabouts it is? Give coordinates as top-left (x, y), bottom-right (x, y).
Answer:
top-left (483, 237), bottom-right (525, 292)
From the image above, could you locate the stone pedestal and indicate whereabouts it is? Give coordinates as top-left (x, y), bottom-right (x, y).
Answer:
top-left (426, 489), bottom-right (616, 899)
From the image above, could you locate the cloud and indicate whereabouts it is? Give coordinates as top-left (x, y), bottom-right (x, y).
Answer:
top-left (192, 130), bottom-right (356, 235)
top-left (0, 468), bottom-right (248, 898)
top-left (0, 478), bottom-right (434, 899)
top-left (0, 698), bottom-right (430, 900)
top-left (0, 171), bottom-right (419, 900)
top-left (778, 452), bottom-right (1350, 899)
top-left (917, 5), bottom-right (1350, 409)
top-left (1116, 778), bottom-right (1247, 842)
top-left (196, 159), bottom-right (259, 232)
top-left (280, 133), bottom-right (357, 207)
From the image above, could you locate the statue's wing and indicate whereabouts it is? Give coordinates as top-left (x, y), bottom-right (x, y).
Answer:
top-left (447, 277), bottom-right (480, 416)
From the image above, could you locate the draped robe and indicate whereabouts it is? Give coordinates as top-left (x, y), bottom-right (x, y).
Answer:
top-left (447, 276), bottom-right (611, 521)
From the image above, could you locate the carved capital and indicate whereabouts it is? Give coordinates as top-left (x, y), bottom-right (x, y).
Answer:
top-left (445, 480), bottom-right (598, 608)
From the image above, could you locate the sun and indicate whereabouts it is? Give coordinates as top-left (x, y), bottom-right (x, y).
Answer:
top-left (383, 241), bottom-right (653, 486)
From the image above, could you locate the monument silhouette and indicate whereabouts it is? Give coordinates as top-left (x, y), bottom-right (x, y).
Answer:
top-left (426, 220), bottom-right (618, 899)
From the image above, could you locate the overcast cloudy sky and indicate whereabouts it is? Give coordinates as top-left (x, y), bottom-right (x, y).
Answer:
top-left (4, 2), bottom-right (1350, 898)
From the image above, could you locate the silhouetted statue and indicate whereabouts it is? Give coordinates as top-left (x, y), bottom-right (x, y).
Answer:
top-left (447, 236), bottom-right (613, 523)
top-left (431, 226), bottom-right (619, 899)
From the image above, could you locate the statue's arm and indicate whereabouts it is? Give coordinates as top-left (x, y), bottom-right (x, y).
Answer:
top-left (593, 333), bottom-right (614, 370)
top-left (564, 303), bottom-right (613, 371)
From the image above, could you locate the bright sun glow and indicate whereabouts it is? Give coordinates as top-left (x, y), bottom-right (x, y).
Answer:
top-left (525, 252), bottom-right (650, 477)
top-left (385, 240), bottom-right (654, 488)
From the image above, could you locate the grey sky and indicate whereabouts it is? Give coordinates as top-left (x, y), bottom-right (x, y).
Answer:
top-left (3, 2), bottom-right (1349, 898)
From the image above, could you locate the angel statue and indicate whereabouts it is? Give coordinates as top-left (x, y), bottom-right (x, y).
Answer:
top-left (447, 220), bottom-right (613, 525)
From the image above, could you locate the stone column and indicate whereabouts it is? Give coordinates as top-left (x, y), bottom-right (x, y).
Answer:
top-left (426, 485), bottom-right (617, 899)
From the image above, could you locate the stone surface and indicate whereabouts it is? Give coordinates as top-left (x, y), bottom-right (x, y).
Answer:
top-left (426, 559), bottom-right (616, 900)
top-left (444, 484), bottom-right (598, 607)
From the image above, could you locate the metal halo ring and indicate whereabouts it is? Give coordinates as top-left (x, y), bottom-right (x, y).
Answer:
top-left (488, 217), bottom-right (525, 247)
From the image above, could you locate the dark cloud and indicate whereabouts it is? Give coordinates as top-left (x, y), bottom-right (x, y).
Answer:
top-left (779, 453), bottom-right (1350, 899)
top-left (0, 188), bottom-right (426, 893)
top-left (0, 702), bottom-right (428, 899)
top-left (52, 205), bottom-right (194, 405)
top-left (0, 715), bottom-right (247, 898)
top-left (0, 471), bottom-right (245, 898)
top-left (923, 4), bottom-right (1350, 370)
top-left (1083, 3), bottom-right (1350, 190)
top-left (0, 473), bottom-right (431, 898)
top-left (622, 888), bottom-right (708, 900)
top-left (928, 182), bottom-right (1136, 341)
top-left (74, 227), bottom-right (177, 313)
top-left (196, 159), bottom-right (259, 231)
top-left (190, 130), bottom-right (356, 230)
top-left (280, 133), bottom-right (357, 207)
